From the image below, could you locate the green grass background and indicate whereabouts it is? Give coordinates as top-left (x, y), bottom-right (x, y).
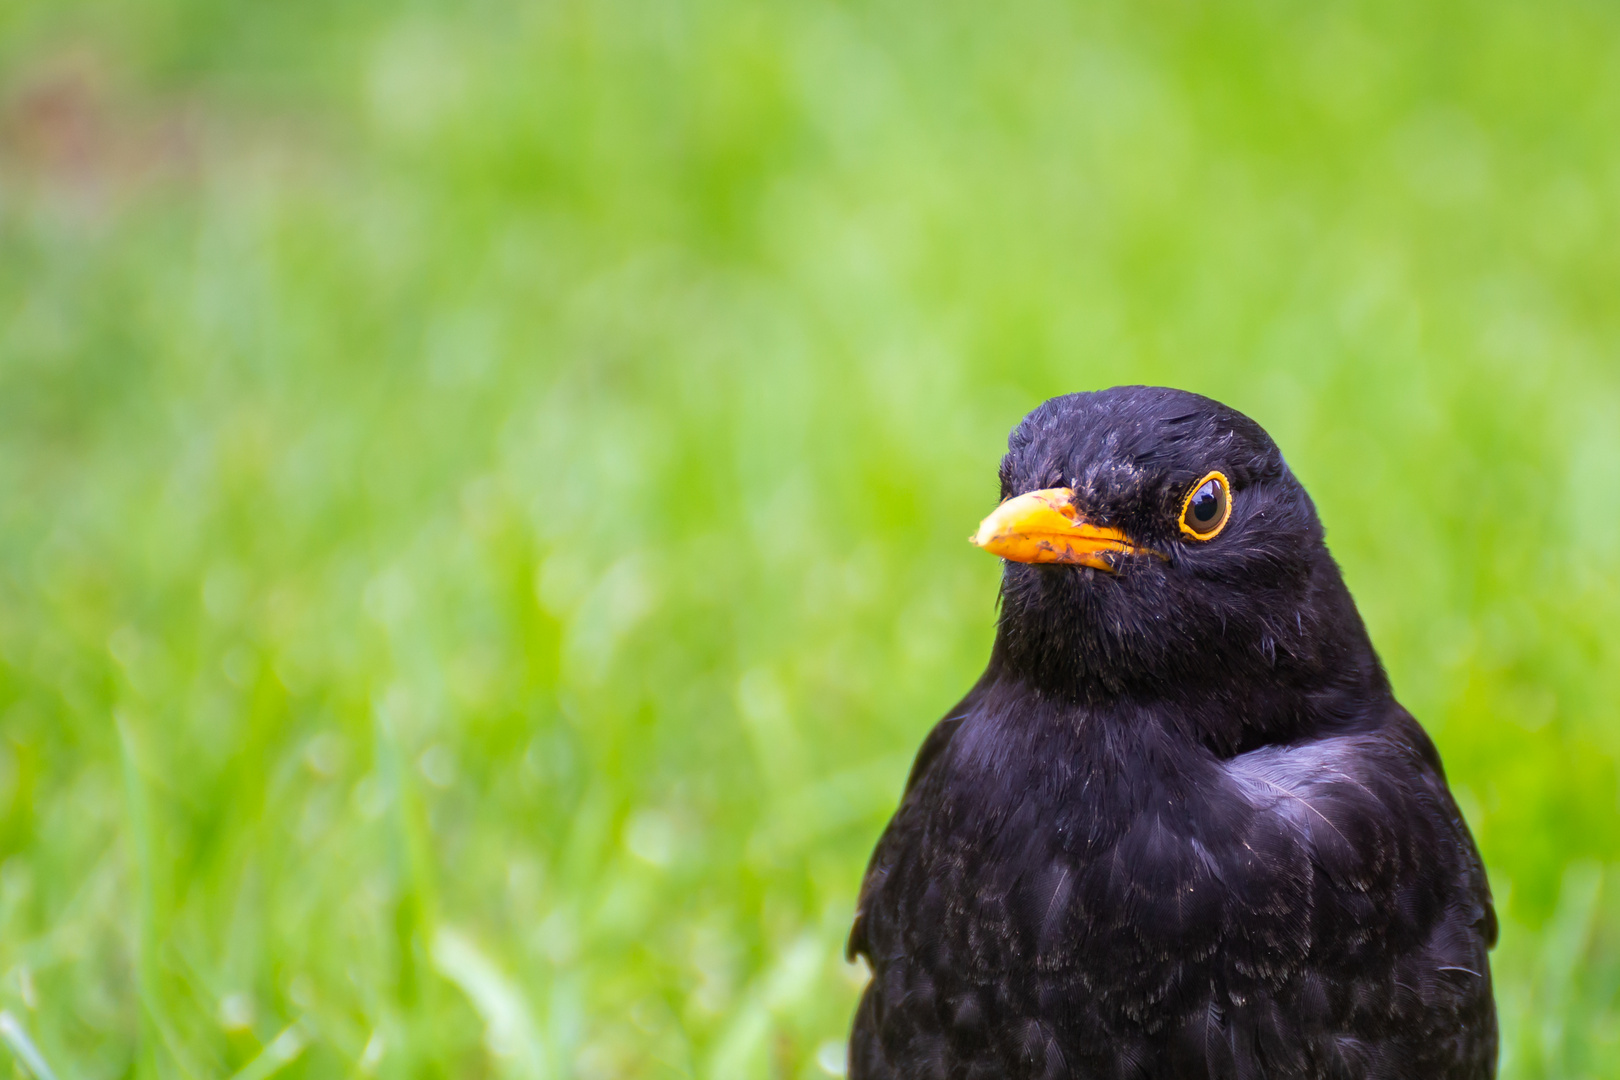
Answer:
top-left (0, 0), bottom-right (1617, 1076)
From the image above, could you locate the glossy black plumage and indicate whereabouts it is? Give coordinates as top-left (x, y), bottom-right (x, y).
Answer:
top-left (848, 387), bottom-right (1497, 1079)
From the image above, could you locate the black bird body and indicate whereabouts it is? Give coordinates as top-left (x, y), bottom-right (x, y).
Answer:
top-left (848, 388), bottom-right (1496, 1079)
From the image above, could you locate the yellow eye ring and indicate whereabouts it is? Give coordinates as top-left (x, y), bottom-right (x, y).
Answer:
top-left (1179, 471), bottom-right (1232, 540)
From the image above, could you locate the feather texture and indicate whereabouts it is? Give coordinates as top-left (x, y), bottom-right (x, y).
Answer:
top-left (848, 388), bottom-right (1496, 1079)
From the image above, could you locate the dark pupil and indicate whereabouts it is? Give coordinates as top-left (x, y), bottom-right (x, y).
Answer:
top-left (1191, 483), bottom-right (1220, 524)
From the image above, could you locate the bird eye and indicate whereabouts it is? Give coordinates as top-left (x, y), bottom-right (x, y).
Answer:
top-left (1179, 472), bottom-right (1231, 540)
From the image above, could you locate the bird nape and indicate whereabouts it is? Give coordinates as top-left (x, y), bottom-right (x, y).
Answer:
top-left (847, 387), bottom-right (1497, 1080)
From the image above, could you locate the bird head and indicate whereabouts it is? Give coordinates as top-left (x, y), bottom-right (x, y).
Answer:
top-left (976, 387), bottom-right (1379, 725)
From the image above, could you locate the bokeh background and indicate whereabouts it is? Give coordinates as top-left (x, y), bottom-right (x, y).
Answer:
top-left (0, 0), bottom-right (1617, 1077)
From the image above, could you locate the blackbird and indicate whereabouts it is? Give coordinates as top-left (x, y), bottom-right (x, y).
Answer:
top-left (847, 387), bottom-right (1496, 1079)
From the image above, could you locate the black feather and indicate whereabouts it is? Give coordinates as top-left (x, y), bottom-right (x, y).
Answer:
top-left (848, 387), bottom-right (1496, 1079)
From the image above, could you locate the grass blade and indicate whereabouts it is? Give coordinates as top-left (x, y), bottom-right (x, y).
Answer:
top-left (0, 1012), bottom-right (61, 1080)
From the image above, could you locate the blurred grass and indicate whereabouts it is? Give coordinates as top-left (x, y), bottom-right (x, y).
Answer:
top-left (0, 0), bottom-right (1617, 1077)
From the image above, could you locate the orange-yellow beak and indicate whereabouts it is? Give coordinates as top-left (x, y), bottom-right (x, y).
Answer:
top-left (970, 488), bottom-right (1160, 572)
